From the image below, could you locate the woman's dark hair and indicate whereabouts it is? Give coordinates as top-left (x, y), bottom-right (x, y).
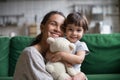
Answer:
top-left (30, 11), bottom-right (65, 46)
top-left (63, 12), bottom-right (88, 33)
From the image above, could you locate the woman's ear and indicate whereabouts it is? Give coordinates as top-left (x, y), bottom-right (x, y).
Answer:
top-left (40, 24), bottom-right (44, 32)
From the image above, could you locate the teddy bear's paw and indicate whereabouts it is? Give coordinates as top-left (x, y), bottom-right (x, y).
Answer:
top-left (46, 65), bottom-right (54, 73)
top-left (67, 67), bottom-right (77, 76)
top-left (58, 73), bottom-right (71, 80)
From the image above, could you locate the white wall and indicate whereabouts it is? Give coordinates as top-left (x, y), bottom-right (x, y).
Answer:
top-left (0, 0), bottom-right (119, 36)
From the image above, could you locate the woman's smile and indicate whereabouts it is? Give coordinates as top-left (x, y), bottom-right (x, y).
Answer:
top-left (50, 32), bottom-right (61, 38)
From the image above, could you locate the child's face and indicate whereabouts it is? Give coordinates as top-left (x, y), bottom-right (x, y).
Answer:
top-left (65, 24), bottom-right (84, 43)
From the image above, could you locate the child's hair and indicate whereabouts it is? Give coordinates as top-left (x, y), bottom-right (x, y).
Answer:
top-left (30, 11), bottom-right (65, 46)
top-left (62, 12), bottom-right (88, 33)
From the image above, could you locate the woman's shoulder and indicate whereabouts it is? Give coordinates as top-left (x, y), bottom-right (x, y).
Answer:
top-left (22, 46), bottom-right (34, 53)
top-left (24, 46), bottom-right (35, 51)
top-left (22, 46), bottom-right (38, 56)
top-left (22, 46), bottom-right (43, 59)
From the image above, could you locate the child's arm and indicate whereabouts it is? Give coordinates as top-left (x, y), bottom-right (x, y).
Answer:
top-left (49, 50), bottom-right (86, 65)
top-left (61, 50), bottom-right (86, 65)
top-left (61, 42), bottom-right (89, 65)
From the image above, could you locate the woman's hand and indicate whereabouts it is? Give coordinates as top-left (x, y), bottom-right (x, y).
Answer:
top-left (72, 72), bottom-right (87, 80)
top-left (45, 50), bottom-right (54, 61)
top-left (65, 77), bottom-right (72, 80)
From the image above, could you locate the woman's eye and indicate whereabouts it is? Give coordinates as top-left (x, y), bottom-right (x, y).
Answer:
top-left (50, 22), bottom-right (57, 26)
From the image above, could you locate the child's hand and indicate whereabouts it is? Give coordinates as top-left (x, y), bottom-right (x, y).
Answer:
top-left (63, 62), bottom-right (73, 67)
top-left (46, 51), bottom-right (64, 62)
top-left (51, 51), bottom-right (64, 62)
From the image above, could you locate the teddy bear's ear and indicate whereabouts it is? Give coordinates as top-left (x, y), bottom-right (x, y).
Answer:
top-left (69, 43), bottom-right (75, 51)
top-left (47, 37), bottom-right (55, 44)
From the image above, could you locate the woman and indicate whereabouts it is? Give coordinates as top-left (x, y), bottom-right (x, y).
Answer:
top-left (13, 11), bottom-right (86, 80)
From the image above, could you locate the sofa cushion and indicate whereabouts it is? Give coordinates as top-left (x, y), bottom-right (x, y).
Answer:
top-left (0, 77), bottom-right (13, 80)
top-left (0, 37), bottom-right (10, 76)
top-left (87, 74), bottom-right (120, 80)
top-left (81, 34), bottom-right (120, 74)
top-left (9, 36), bottom-right (34, 76)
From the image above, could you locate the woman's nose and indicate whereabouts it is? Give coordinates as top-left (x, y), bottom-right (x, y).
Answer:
top-left (55, 26), bottom-right (61, 32)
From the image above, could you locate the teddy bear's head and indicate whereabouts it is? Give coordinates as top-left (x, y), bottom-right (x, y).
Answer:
top-left (47, 37), bottom-right (75, 53)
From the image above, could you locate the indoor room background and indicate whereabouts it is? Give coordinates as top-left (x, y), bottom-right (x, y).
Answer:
top-left (0, 0), bottom-right (119, 37)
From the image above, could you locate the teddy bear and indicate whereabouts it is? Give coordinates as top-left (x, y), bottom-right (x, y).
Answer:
top-left (46, 37), bottom-right (79, 80)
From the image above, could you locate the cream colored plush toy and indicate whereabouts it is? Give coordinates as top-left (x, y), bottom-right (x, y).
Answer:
top-left (46, 37), bottom-right (79, 80)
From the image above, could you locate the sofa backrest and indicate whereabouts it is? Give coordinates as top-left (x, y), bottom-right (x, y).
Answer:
top-left (81, 34), bottom-right (120, 74)
top-left (9, 36), bottom-right (34, 76)
top-left (0, 37), bottom-right (10, 77)
top-left (8, 34), bottom-right (120, 76)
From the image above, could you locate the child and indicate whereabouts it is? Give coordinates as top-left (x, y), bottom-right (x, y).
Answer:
top-left (46, 12), bottom-right (89, 80)
top-left (62, 12), bottom-right (89, 79)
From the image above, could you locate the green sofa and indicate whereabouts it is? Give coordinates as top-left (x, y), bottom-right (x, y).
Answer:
top-left (0, 34), bottom-right (120, 80)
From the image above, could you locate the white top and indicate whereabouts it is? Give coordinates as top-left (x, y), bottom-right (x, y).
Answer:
top-left (13, 46), bottom-right (53, 80)
top-left (72, 40), bottom-right (89, 72)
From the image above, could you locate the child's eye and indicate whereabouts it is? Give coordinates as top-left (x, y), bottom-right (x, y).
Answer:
top-left (77, 29), bottom-right (82, 32)
top-left (68, 28), bottom-right (73, 31)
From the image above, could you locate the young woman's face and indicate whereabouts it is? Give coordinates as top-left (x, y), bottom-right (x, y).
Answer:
top-left (65, 24), bottom-right (84, 43)
top-left (41, 14), bottom-right (65, 40)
